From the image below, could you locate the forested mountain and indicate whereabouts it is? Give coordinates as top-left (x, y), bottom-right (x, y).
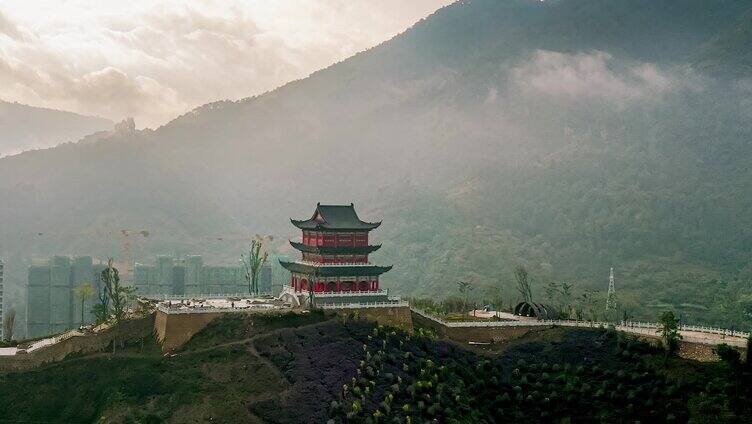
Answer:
top-left (2, 0), bottom-right (752, 327)
top-left (0, 101), bottom-right (112, 157)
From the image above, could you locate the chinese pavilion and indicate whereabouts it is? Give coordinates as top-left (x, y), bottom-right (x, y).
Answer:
top-left (280, 203), bottom-right (392, 294)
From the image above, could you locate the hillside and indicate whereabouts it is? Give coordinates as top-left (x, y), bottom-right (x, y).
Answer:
top-left (2, 0), bottom-right (752, 327)
top-left (694, 11), bottom-right (752, 76)
top-left (0, 100), bottom-right (112, 157)
top-left (0, 314), bottom-right (750, 422)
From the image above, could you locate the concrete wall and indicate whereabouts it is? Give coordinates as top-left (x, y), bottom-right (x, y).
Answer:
top-left (154, 310), bottom-right (224, 352)
top-left (632, 334), bottom-right (748, 362)
top-left (412, 312), bottom-right (748, 363)
top-left (413, 312), bottom-right (557, 343)
top-left (153, 308), bottom-right (312, 352)
top-left (336, 306), bottom-right (414, 331)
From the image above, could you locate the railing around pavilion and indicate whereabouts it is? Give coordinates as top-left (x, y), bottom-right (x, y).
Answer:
top-left (305, 290), bottom-right (390, 297)
top-left (318, 301), bottom-right (410, 309)
top-left (294, 260), bottom-right (376, 267)
top-left (155, 304), bottom-right (286, 315)
top-left (280, 286), bottom-right (390, 297)
top-left (142, 292), bottom-right (274, 301)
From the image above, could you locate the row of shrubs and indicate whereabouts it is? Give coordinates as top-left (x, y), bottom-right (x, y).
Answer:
top-left (327, 325), bottom-right (707, 423)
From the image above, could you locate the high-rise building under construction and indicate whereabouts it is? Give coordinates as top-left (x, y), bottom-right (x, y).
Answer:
top-left (134, 255), bottom-right (271, 297)
top-left (26, 256), bottom-right (103, 338)
top-left (26, 255), bottom-right (272, 338)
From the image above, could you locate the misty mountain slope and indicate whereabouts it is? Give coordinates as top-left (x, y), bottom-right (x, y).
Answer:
top-left (2, 0), bottom-right (752, 325)
top-left (0, 134), bottom-right (243, 276)
top-left (694, 11), bottom-right (752, 76)
top-left (0, 101), bottom-right (112, 157)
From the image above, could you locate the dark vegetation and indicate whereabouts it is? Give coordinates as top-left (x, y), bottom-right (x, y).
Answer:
top-left (1, 313), bottom-right (751, 423)
top-left (249, 319), bottom-right (376, 423)
top-left (332, 326), bottom-right (752, 423)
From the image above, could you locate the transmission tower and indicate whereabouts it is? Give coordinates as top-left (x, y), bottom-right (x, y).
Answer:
top-left (605, 267), bottom-right (616, 312)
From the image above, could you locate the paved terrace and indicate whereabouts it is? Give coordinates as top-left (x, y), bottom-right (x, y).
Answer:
top-left (155, 296), bottom-right (289, 314)
top-left (413, 309), bottom-right (749, 348)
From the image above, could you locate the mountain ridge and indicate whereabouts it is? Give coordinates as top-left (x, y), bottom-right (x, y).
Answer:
top-left (3, 0), bottom-right (752, 329)
top-left (0, 100), bottom-right (113, 157)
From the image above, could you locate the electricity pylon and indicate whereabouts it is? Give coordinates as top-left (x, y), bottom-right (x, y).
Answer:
top-left (605, 267), bottom-right (616, 312)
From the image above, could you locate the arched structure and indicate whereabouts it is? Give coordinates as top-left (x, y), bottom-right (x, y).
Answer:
top-left (514, 302), bottom-right (555, 319)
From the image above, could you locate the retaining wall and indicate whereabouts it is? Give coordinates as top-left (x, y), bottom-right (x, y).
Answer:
top-left (412, 311), bottom-right (748, 362)
top-left (0, 315), bottom-right (154, 373)
top-left (154, 309), bottom-right (224, 352)
top-left (336, 306), bottom-right (414, 331)
top-left (412, 311), bottom-right (553, 343)
top-left (631, 334), bottom-right (747, 362)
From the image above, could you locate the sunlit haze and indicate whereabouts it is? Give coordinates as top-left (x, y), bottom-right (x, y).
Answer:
top-left (0, 0), bottom-right (452, 128)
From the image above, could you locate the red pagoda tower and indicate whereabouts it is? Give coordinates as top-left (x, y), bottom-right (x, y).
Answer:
top-left (280, 203), bottom-right (392, 294)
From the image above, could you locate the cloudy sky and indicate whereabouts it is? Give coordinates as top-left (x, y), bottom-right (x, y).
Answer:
top-left (0, 0), bottom-right (452, 128)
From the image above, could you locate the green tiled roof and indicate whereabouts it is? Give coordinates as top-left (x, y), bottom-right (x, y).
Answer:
top-left (291, 203), bottom-right (381, 231)
top-left (278, 260), bottom-right (392, 277)
top-left (289, 241), bottom-right (381, 255)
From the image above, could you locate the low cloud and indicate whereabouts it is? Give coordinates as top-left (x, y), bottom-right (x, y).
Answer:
top-left (0, 0), bottom-right (452, 128)
top-left (510, 50), bottom-right (699, 102)
top-left (0, 11), bottom-right (22, 40)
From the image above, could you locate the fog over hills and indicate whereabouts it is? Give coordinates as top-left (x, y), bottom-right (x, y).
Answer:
top-left (0, 101), bottom-right (113, 157)
top-left (2, 0), bottom-right (752, 326)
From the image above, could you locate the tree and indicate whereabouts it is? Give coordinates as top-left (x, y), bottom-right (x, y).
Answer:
top-left (2, 308), bottom-right (16, 341)
top-left (657, 310), bottom-right (682, 362)
top-left (544, 282), bottom-right (573, 319)
top-left (93, 266), bottom-right (111, 324)
top-left (241, 237), bottom-right (269, 296)
top-left (544, 282), bottom-right (560, 307)
top-left (714, 344), bottom-right (741, 368)
top-left (514, 265), bottom-right (532, 304)
top-left (560, 283), bottom-right (573, 319)
top-left (101, 258), bottom-right (135, 324)
top-left (622, 309), bottom-right (632, 325)
top-left (489, 286), bottom-right (505, 313)
top-left (457, 281), bottom-right (474, 314)
top-left (578, 290), bottom-right (601, 321)
top-left (73, 283), bottom-right (95, 327)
